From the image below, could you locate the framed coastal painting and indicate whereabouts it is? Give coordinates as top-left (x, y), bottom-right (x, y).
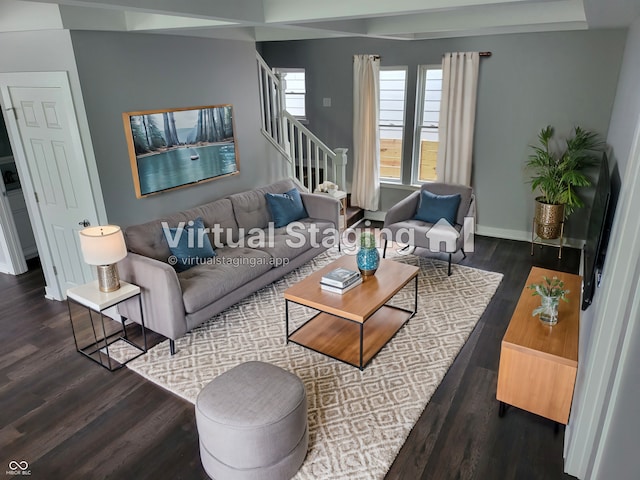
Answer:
top-left (123, 104), bottom-right (239, 198)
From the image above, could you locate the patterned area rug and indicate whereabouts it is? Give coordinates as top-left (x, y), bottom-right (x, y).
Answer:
top-left (112, 248), bottom-right (502, 479)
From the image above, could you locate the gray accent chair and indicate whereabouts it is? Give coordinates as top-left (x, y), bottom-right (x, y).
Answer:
top-left (381, 182), bottom-right (475, 275)
top-left (196, 361), bottom-right (308, 479)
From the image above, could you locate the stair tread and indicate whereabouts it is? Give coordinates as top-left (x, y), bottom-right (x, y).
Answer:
top-left (345, 206), bottom-right (364, 228)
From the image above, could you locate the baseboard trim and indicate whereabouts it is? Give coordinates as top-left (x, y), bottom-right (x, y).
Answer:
top-left (354, 216), bottom-right (585, 248)
top-left (476, 225), bottom-right (584, 248)
top-left (476, 225), bottom-right (530, 242)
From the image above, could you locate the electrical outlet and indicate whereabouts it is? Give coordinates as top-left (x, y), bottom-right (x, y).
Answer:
top-left (323, 98), bottom-right (331, 107)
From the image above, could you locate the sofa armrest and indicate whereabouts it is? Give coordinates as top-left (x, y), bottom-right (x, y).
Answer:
top-left (383, 191), bottom-right (420, 227)
top-left (300, 192), bottom-right (340, 228)
top-left (117, 252), bottom-right (188, 340)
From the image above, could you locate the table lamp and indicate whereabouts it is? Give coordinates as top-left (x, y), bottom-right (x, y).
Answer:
top-left (79, 225), bottom-right (127, 293)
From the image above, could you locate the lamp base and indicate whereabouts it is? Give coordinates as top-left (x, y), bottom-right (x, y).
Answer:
top-left (96, 264), bottom-right (120, 293)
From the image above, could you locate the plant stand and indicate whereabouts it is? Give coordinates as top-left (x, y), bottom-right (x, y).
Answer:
top-left (531, 216), bottom-right (564, 259)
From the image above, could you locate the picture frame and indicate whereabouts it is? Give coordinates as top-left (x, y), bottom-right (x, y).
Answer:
top-left (123, 104), bottom-right (239, 198)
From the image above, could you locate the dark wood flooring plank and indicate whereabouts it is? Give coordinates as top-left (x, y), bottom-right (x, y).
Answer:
top-left (0, 236), bottom-right (580, 479)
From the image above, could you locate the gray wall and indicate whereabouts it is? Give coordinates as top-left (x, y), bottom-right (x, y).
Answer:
top-left (0, 29), bottom-right (108, 223)
top-left (259, 30), bottom-right (626, 240)
top-left (606, 19), bottom-right (640, 196)
top-left (566, 17), bottom-right (640, 479)
top-left (71, 31), bottom-right (286, 227)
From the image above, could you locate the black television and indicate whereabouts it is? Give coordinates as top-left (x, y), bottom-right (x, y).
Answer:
top-left (582, 153), bottom-right (612, 310)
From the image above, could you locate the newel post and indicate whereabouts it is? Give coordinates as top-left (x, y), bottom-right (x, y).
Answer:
top-left (274, 72), bottom-right (288, 150)
top-left (333, 148), bottom-right (348, 192)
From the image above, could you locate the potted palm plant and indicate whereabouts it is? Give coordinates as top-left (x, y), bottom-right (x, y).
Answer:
top-left (526, 125), bottom-right (603, 239)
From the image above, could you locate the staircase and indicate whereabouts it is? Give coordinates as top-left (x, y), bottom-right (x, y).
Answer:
top-left (256, 53), bottom-right (348, 194)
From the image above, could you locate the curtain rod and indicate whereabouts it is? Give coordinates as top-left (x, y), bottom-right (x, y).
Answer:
top-left (352, 55), bottom-right (380, 60)
top-left (354, 51), bottom-right (492, 61)
top-left (442, 51), bottom-right (492, 57)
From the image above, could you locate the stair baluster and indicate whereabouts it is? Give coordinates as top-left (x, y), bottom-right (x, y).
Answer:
top-left (256, 52), bottom-right (348, 194)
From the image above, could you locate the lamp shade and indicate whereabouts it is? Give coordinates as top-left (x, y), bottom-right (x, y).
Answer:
top-left (79, 225), bottom-right (127, 266)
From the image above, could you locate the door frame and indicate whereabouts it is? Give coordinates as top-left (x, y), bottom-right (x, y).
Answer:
top-left (564, 113), bottom-right (640, 477)
top-left (0, 71), bottom-right (106, 300)
top-left (0, 171), bottom-right (26, 274)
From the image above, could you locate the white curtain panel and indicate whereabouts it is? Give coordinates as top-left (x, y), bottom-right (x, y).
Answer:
top-left (436, 52), bottom-right (480, 187)
top-left (352, 54), bottom-right (381, 211)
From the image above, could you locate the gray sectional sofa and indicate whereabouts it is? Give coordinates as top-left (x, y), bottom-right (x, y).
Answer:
top-left (117, 179), bottom-right (340, 354)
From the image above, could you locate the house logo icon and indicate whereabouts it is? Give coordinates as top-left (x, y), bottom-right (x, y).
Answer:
top-left (424, 218), bottom-right (460, 252)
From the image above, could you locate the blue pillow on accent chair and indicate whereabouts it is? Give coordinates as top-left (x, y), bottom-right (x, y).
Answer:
top-left (413, 189), bottom-right (461, 225)
top-left (265, 188), bottom-right (308, 228)
top-left (167, 217), bottom-right (216, 272)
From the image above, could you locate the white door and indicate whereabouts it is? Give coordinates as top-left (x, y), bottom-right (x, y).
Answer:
top-left (0, 73), bottom-right (100, 298)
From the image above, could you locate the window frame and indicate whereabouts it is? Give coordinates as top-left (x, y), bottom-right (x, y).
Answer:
top-left (411, 64), bottom-right (443, 185)
top-left (378, 65), bottom-right (409, 184)
top-left (274, 67), bottom-right (307, 121)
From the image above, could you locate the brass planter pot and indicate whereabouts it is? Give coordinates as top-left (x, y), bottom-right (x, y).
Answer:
top-left (534, 198), bottom-right (564, 240)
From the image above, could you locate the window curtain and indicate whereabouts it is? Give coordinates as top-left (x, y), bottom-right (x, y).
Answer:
top-left (436, 52), bottom-right (480, 187)
top-left (352, 54), bottom-right (380, 211)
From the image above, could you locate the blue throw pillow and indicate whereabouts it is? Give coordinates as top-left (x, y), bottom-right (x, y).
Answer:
top-left (166, 217), bottom-right (216, 272)
top-left (265, 188), bottom-right (308, 228)
top-left (413, 189), bottom-right (461, 225)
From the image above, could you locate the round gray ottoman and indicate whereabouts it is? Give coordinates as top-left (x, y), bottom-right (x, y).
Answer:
top-left (195, 361), bottom-right (308, 480)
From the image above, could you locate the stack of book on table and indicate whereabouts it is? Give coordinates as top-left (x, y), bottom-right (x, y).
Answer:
top-left (320, 267), bottom-right (362, 294)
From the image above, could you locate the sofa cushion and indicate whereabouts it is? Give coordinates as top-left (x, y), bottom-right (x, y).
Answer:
top-left (167, 217), bottom-right (216, 272)
top-left (414, 189), bottom-right (461, 225)
top-left (229, 179), bottom-right (297, 232)
top-left (265, 188), bottom-right (308, 228)
top-left (385, 219), bottom-right (462, 252)
top-left (178, 247), bottom-right (273, 313)
top-left (191, 198), bottom-right (240, 248)
top-left (124, 198), bottom-right (238, 262)
top-left (421, 183), bottom-right (473, 226)
top-left (247, 220), bottom-right (334, 261)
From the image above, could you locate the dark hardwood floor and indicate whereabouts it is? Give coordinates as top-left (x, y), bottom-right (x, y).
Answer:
top-left (1, 237), bottom-right (579, 480)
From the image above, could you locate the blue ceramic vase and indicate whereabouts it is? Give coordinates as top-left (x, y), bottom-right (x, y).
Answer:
top-left (357, 246), bottom-right (380, 277)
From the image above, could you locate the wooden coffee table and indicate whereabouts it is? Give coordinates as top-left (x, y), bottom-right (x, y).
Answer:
top-left (284, 255), bottom-right (419, 370)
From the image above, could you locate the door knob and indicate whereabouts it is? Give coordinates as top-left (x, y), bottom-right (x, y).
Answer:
top-left (78, 219), bottom-right (90, 227)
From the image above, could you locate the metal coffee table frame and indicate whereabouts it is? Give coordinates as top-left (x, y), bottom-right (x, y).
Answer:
top-left (285, 275), bottom-right (418, 371)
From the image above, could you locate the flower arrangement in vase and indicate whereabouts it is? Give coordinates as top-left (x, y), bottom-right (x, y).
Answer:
top-left (528, 276), bottom-right (569, 326)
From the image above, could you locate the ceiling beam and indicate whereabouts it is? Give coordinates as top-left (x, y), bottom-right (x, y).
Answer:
top-left (28, 0), bottom-right (264, 23)
top-left (262, 0), bottom-right (551, 23)
top-left (59, 5), bottom-right (127, 31)
top-left (366, 0), bottom-right (587, 35)
top-left (254, 26), bottom-right (348, 42)
top-left (0, 1), bottom-right (63, 32)
top-left (409, 21), bottom-right (587, 40)
top-left (124, 12), bottom-right (235, 31)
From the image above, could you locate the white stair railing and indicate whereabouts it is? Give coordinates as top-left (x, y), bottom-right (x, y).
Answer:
top-left (256, 53), bottom-right (348, 192)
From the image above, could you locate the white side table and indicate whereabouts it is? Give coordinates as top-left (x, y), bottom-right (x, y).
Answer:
top-left (314, 189), bottom-right (347, 230)
top-left (67, 280), bottom-right (147, 371)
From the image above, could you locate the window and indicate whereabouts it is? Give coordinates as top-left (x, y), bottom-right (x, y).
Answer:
top-left (275, 68), bottom-right (306, 119)
top-left (413, 65), bottom-right (443, 183)
top-left (379, 68), bottom-right (407, 181)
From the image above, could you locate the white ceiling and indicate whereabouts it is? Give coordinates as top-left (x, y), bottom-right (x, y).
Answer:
top-left (2, 0), bottom-right (640, 42)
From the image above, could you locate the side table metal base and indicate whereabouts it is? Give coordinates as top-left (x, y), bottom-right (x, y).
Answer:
top-left (67, 294), bottom-right (147, 371)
